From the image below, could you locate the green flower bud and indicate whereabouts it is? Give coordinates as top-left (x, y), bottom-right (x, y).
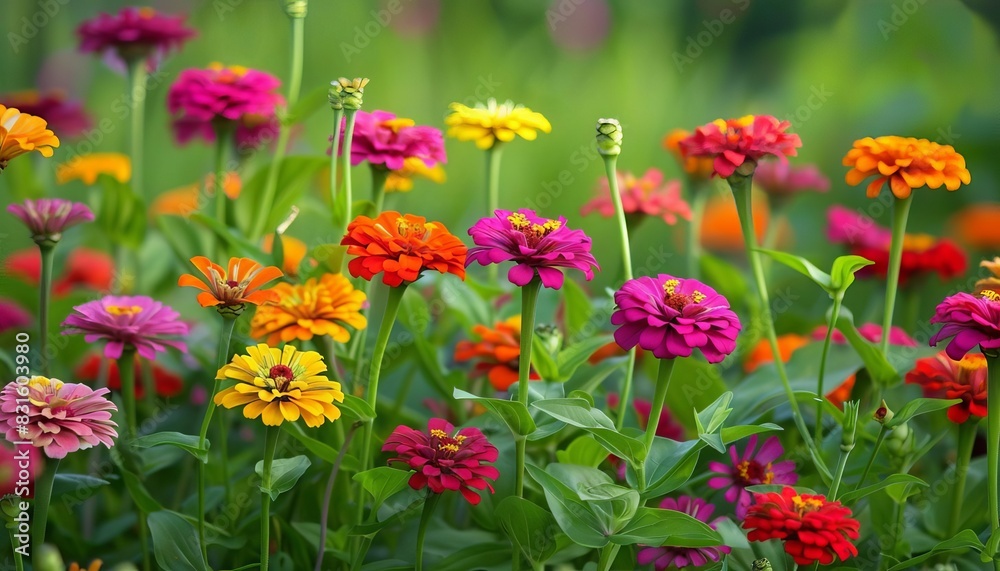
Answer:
top-left (283, 0), bottom-right (308, 18)
top-left (874, 399), bottom-right (894, 425)
top-left (884, 421), bottom-right (914, 459)
top-left (330, 77), bottom-right (369, 111)
top-left (751, 558), bottom-right (772, 571)
top-left (217, 303), bottom-right (245, 319)
top-left (534, 323), bottom-right (563, 356)
top-left (596, 118), bottom-right (622, 156)
top-left (35, 544), bottom-right (65, 571)
top-left (841, 400), bottom-right (859, 453)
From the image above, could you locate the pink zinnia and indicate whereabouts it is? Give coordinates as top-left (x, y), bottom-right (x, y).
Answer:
top-left (707, 435), bottom-right (798, 519)
top-left (754, 160), bottom-right (830, 196)
top-left (637, 496), bottom-right (731, 569)
top-left (334, 110), bottom-right (446, 170)
top-left (7, 198), bottom-right (94, 243)
top-left (581, 168), bottom-right (692, 225)
top-left (382, 417), bottom-right (499, 505)
top-left (930, 291), bottom-right (1000, 360)
top-left (467, 209), bottom-right (599, 289)
top-left (811, 322), bottom-right (918, 348)
top-left (61, 295), bottom-right (189, 359)
top-left (77, 7), bottom-right (194, 70)
top-left (826, 205), bottom-right (891, 249)
top-left (0, 90), bottom-right (92, 138)
top-left (679, 115), bottom-right (802, 178)
top-left (0, 377), bottom-right (118, 459)
top-left (611, 274), bottom-right (740, 363)
top-left (166, 64), bottom-right (283, 146)
top-left (0, 299), bottom-right (31, 335)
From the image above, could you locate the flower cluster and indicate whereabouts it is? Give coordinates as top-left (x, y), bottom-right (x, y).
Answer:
top-left (454, 316), bottom-right (537, 391)
top-left (906, 351), bottom-right (987, 424)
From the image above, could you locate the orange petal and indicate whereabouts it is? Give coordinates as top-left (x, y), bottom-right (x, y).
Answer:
top-left (889, 175), bottom-right (912, 199)
top-left (197, 292), bottom-right (222, 307)
top-left (866, 177), bottom-right (886, 198)
top-left (178, 273), bottom-right (210, 291)
top-left (246, 265), bottom-right (284, 291)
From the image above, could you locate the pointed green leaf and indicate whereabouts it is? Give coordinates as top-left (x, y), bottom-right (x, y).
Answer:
top-left (756, 248), bottom-right (833, 291)
top-left (340, 394), bottom-right (376, 422)
top-left (132, 432), bottom-right (207, 463)
top-left (833, 306), bottom-right (898, 386)
top-left (526, 464), bottom-right (610, 548)
top-left (532, 398), bottom-right (647, 464)
top-left (148, 510), bottom-right (209, 571)
top-left (886, 398), bottom-right (963, 428)
top-left (837, 473), bottom-right (928, 505)
top-left (453, 388), bottom-right (536, 436)
top-left (354, 467), bottom-right (412, 511)
top-left (610, 507), bottom-right (723, 547)
top-left (556, 436), bottom-right (609, 468)
top-left (830, 254), bottom-right (874, 291)
top-left (554, 335), bottom-right (614, 382)
top-left (495, 496), bottom-right (560, 565)
top-left (887, 529), bottom-right (984, 571)
top-left (256, 455), bottom-right (311, 501)
top-left (531, 334), bottom-right (560, 381)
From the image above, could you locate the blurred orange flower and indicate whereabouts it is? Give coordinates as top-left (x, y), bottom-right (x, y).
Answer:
top-left (743, 334), bottom-right (854, 409)
top-left (56, 153), bottom-right (130, 184)
top-left (148, 172), bottom-right (241, 217)
top-left (263, 233), bottom-right (309, 277)
top-left (454, 316), bottom-right (539, 391)
top-left (843, 136), bottom-right (970, 199)
top-left (700, 194), bottom-right (771, 252)
top-left (251, 273), bottom-right (367, 344)
top-left (949, 204), bottom-right (1000, 249)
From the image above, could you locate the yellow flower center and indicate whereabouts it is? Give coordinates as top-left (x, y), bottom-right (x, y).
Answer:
top-left (662, 279), bottom-right (705, 311)
top-left (209, 62), bottom-right (249, 82)
top-left (380, 118), bottom-right (415, 133)
top-left (735, 460), bottom-right (774, 485)
top-left (106, 305), bottom-right (142, 316)
top-left (507, 213), bottom-right (561, 247)
top-left (981, 289), bottom-right (1000, 303)
top-left (792, 494), bottom-right (824, 514)
top-left (138, 7), bottom-right (156, 18)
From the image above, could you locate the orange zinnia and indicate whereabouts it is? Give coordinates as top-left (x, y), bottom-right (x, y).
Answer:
top-left (178, 256), bottom-right (282, 313)
top-left (0, 104), bottom-right (60, 170)
top-left (662, 128), bottom-right (715, 180)
top-left (250, 273), bottom-right (367, 344)
top-left (341, 211), bottom-right (467, 287)
top-left (454, 316), bottom-right (539, 391)
top-left (843, 136), bottom-right (971, 199)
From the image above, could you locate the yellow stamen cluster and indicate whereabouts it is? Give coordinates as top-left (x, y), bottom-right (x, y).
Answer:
top-left (381, 118), bottom-right (415, 132)
top-left (430, 429), bottom-right (448, 438)
top-left (791, 495), bottom-right (824, 514)
top-left (981, 289), bottom-right (1000, 302)
top-left (439, 442), bottom-right (460, 453)
top-left (902, 233), bottom-right (936, 253)
top-left (106, 305), bottom-right (142, 316)
top-left (508, 213), bottom-right (561, 243)
top-left (663, 279), bottom-right (680, 295)
top-left (692, 291), bottom-right (707, 303)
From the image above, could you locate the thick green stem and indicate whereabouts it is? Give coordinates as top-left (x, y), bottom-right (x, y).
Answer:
top-left (38, 244), bottom-right (54, 377)
top-left (948, 420), bottom-right (977, 538)
top-left (985, 353), bottom-right (1000, 569)
top-left (197, 315), bottom-right (237, 564)
top-left (485, 144), bottom-right (504, 283)
top-left (815, 295), bottom-right (844, 446)
top-left (371, 166), bottom-right (389, 213)
top-left (643, 359), bottom-right (676, 454)
top-left (686, 186), bottom-right (708, 279)
top-left (515, 278), bottom-right (542, 498)
top-left (127, 58), bottom-right (147, 198)
top-left (415, 493), bottom-right (441, 571)
top-left (597, 544), bottom-right (621, 571)
top-left (31, 457), bottom-right (60, 547)
top-left (338, 110), bottom-right (359, 230)
top-left (9, 524), bottom-right (23, 571)
top-left (329, 108), bottom-right (345, 225)
top-left (260, 426), bottom-right (280, 571)
top-left (880, 195), bottom-right (913, 358)
top-left (855, 426), bottom-right (887, 491)
top-left (118, 350), bottom-right (138, 440)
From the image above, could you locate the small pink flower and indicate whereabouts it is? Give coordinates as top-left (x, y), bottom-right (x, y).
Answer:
top-left (930, 291), bottom-right (1000, 360)
top-left (754, 160), bottom-right (830, 196)
top-left (707, 435), bottom-right (798, 519)
top-left (581, 168), bottom-right (691, 225)
top-left (637, 496), bottom-right (730, 569)
top-left (77, 7), bottom-right (195, 70)
top-left (0, 299), bottom-right (31, 335)
top-left (679, 115), bottom-right (802, 178)
top-left (62, 295), bottom-right (189, 360)
top-left (7, 199), bottom-right (94, 243)
top-left (826, 205), bottom-right (891, 249)
top-left (333, 110), bottom-right (446, 170)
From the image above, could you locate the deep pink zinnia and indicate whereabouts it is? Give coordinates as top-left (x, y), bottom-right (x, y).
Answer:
top-left (0, 299), bottom-right (31, 335)
top-left (811, 322), bottom-right (918, 348)
top-left (707, 434), bottom-right (798, 519)
top-left (0, 90), bottom-right (92, 138)
top-left (166, 64), bottom-right (283, 147)
top-left (7, 198), bottom-right (94, 243)
top-left (382, 417), bottom-right (499, 505)
top-left (637, 496), bottom-right (731, 569)
top-left (0, 377), bottom-right (118, 459)
top-left (679, 115), bottom-right (802, 178)
top-left (466, 209), bottom-right (599, 289)
top-left (581, 168), bottom-right (692, 225)
top-left (76, 7), bottom-right (194, 70)
top-left (333, 110), bottom-right (446, 170)
top-left (930, 291), bottom-right (1000, 360)
top-left (611, 274), bottom-right (740, 363)
top-left (826, 205), bottom-right (891, 250)
top-left (61, 295), bottom-right (189, 360)
top-left (753, 160), bottom-right (830, 197)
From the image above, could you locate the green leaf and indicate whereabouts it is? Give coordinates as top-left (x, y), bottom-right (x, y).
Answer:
top-left (132, 432), bottom-right (207, 463)
top-left (610, 506), bottom-right (723, 547)
top-left (281, 422), bottom-right (357, 470)
top-left (667, 357), bottom-right (728, 431)
top-left (554, 335), bottom-right (614, 382)
top-left (340, 394), bottom-right (377, 422)
top-left (833, 307), bottom-right (898, 386)
top-left (495, 496), bottom-right (559, 565)
top-left (433, 543), bottom-right (512, 571)
top-left (353, 467), bottom-right (412, 512)
top-left (630, 438), bottom-right (704, 499)
top-left (886, 398), bottom-right (963, 428)
top-left (52, 474), bottom-right (110, 498)
top-left (887, 529), bottom-right (984, 571)
top-left (556, 436), bottom-right (609, 468)
top-left (531, 398), bottom-right (647, 464)
top-left (148, 510), bottom-right (209, 571)
top-left (699, 253), bottom-right (750, 309)
top-left (256, 455), bottom-right (311, 501)
top-left (720, 423), bottom-right (783, 444)
top-left (531, 334), bottom-right (560, 381)
top-left (190, 213), bottom-right (269, 260)
top-left (526, 464), bottom-right (610, 548)
top-left (756, 248), bottom-right (832, 291)
top-left (694, 392), bottom-right (734, 453)
top-left (830, 254), bottom-right (874, 291)
top-left (836, 474), bottom-right (928, 505)
top-left (562, 278), bottom-right (594, 339)
top-left (453, 388), bottom-right (536, 436)
top-left (312, 244), bottom-right (348, 274)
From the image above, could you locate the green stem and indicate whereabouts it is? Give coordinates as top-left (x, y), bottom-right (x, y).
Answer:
top-left (948, 420), bottom-right (977, 538)
top-left (9, 524), bottom-right (24, 571)
top-left (329, 108), bottom-right (344, 225)
top-left (127, 58), bottom-right (147, 198)
top-left (118, 350), bottom-right (138, 441)
top-left (686, 185), bottom-right (707, 279)
top-left (828, 445), bottom-right (852, 501)
top-left (643, 359), bottom-right (676, 454)
top-left (31, 457), bottom-right (60, 547)
top-left (212, 124), bottom-right (230, 259)
top-left (260, 426), bottom-right (280, 571)
top-left (815, 295), bottom-right (844, 446)
top-left (515, 278), bottom-right (542, 498)
top-left (597, 544), bottom-right (621, 571)
top-left (140, 511), bottom-right (150, 571)
top-left (485, 144), bottom-right (504, 283)
top-left (339, 110), bottom-right (359, 230)
top-left (985, 353), bottom-right (1000, 569)
top-left (197, 315), bottom-right (237, 564)
top-left (38, 244), bottom-right (54, 377)
top-left (855, 425), bottom-right (887, 491)
top-left (760, 202), bottom-right (784, 278)
top-left (880, 195), bottom-right (913, 358)
top-left (371, 166), bottom-right (389, 213)
top-left (415, 493), bottom-right (441, 571)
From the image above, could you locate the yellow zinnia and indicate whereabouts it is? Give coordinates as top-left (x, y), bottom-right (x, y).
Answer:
top-left (56, 153), bottom-right (131, 185)
top-left (250, 273), bottom-right (367, 344)
top-left (385, 157), bottom-right (447, 192)
top-left (445, 98), bottom-right (551, 150)
top-left (214, 344), bottom-right (343, 427)
top-left (0, 104), bottom-right (59, 171)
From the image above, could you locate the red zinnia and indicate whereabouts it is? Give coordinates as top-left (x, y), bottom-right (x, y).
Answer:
top-left (75, 353), bottom-right (184, 399)
top-left (743, 486), bottom-right (860, 566)
top-left (905, 351), bottom-right (987, 424)
top-left (679, 115), bottom-right (802, 178)
top-left (4, 247), bottom-right (114, 295)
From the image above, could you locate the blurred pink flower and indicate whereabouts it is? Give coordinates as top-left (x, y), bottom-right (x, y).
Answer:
top-left (0, 90), bottom-right (91, 138)
top-left (754, 160), bottom-right (830, 196)
top-left (77, 6), bottom-right (194, 70)
top-left (581, 168), bottom-right (691, 225)
top-left (0, 299), bottom-right (31, 335)
top-left (707, 435), bottom-right (798, 519)
top-left (0, 442), bottom-right (43, 497)
top-left (637, 496), bottom-right (730, 569)
top-left (62, 295), bottom-right (189, 359)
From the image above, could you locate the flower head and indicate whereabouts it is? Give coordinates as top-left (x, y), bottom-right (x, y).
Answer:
top-left (329, 77), bottom-right (369, 111)
top-left (262, 234), bottom-right (310, 277)
top-left (214, 344), bottom-right (343, 427)
top-left (7, 199), bottom-right (93, 244)
top-left (149, 173), bottom-right (241, 218)
top-left (679, 115), bottom-right (802, 178)
top-left (611, 274), bottom-right (740, 363)
top-left (0, 90), bottom-right (91, 138)
top-left (75, 353), bottom-right (184, 399)
top-left (743, 486), bottom-right (860, 566)
top-left (251, 274), bottom-right (367, 344)
top-left (341, 211), bottom-right (467, 286)
top-left (744, 333), bottom-right (809, 373)
top-left (637, 496), bottom-right (730, 569)
top-left (0, 105), bottom-right (60, 171)
top-left (382, 418), bottom-right (499, 504)
top-left (334, 110), bottom-right (446, 171)
top-left (0, 377), bottom-right (118, 459)
top-left (62, 295), bottom-right (189, 359)
top-left (77, 6), bottom-right (194, 69)
top-left (707, 435), bottom-right (797, 518)
top-left (445, 99), bottom-right (551, 150)
top-left (68, 561), bottom-right (103, 571)
top-left (753, 160), bottom-right (830, 197)
top-left (663, 129), bottom-right (715, 180)
top-left (930, 290), bottom-right (1000, 360)
top-left (906, 351), bottom-right (987, 423)
top-left (385, 157), bottom-right (447, 192)
top-left (56, 153), bottom-right (131, 185)
top-left (0, 299), bottom-right (31, 335)
top-left (581, 168), bottom-right (692, 225)
top-left (178, 256), bottom-right (282, 315)
top-left (843, 136), bottom-right (970, 199)
top-left (467, 209), bottom-right (598, 289)
top-left (454, 316), bottom-right (539, 391)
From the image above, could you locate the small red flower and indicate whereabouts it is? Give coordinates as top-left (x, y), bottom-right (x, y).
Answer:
top-left (905, 351), bottom-right (987, 424)
top-left (679, 115), bottom-right (802, 178)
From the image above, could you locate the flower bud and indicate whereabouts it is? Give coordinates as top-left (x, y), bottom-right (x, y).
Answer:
top-left (596, 118), bottom-right (622, 157)
top-left (283, 0), bottom-right (308, 18)
top-left (884, 421), bottom-right (914, 459)
top-left (330, 77), bottom-right (369, 111)
top-left (34, 544), bottom-right (65, 571)
top-left (841, 400), bottom-right (859, 453)
top-left (751, 558), bottom-right (772, 571)
top-left (874, 399), bottom-right (894, 425)
top-left (534, 323), bottom-right (563, 356)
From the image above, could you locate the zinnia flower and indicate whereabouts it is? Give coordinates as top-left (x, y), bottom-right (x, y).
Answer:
top-left (341, 211), bottom-right (467, 286)
top-left (0, 105), bottom-right (60, 171)
top-left (753, 160), bottom-right (830, 197)
top-left (0, 299), bottom-right (31, 335)
top-left (77, 6), bottom-right (195, 70)
top-left (214, 344), bottom-right (343, 427)
top-left (930, 290), bottom-right (1000, 360)
top-left (679, 115), bottom-right (802, 178)
top-left (906, 351), bottom-right (987, 423)
top-left (250, 273), bottom-right (367, 345)
top-left (4, 247), bottom-right (114, 296)
top-left (637, 496), bottom-right (730, 569)
top-left (611, 274), bottom-right (740, 363)
top-left (334, 110), bottom-right (446, 170)
top-left (707, 435), bottom-right (797, 518)
top-left (466, 209), bottom-right (598, 289)
top-left (7, 199), bottom-right (93, 244)
top-left (744, 333), bottom-right (809, 373)
top-left (949, 204), bottom-right (1000, 249)
top-left (0, 377), bottom-right (118, 459)
top-left (445, 99), bottom-right (551, 150)
top-left (167, 64), bottom-right (283, 146)
top-left (454, 316), bottom-right (539, 391)
top-left (56, 153), bottom-right (131, 184)
top-left (0, 90), bottom-right (91, 138)
top-left (262, 234), bottom-right (310, 277)
top-left (843, 136), bottom-right (971, 199)
top-left (382, 418), bottom-right (499, 504)
top-left (75, 353), bottom-right (184, 399)
top-left (662, 128), bottom-right (715, 180)
top-left (581, 168), bottom-right (692, 225)
top-left (178, 256), bottom-right (282, 313)
top-left (385, 157), bottom-right (447, 192)
top-left (62, 295), bottom-right (189, 359)
top-left (68, 561), bottom-right (103, 571)
top-left (743, 486), bottom-right (860, 566)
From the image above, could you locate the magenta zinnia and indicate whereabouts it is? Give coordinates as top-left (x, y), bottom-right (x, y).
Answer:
top-left (77, 6), bottom-right (194, 70)
top-left (930, 290), bottom-right (1000, 360)
top-left (679, 115), bottom-right (802, 178)
top-left (611, 274), bottom-right (741, 363)
top-left (333, 110), bottom-right (446, 170)
top-left (382, 418), bottom-right (499, 505)
top-left (466, 209), bottom-right (599, 289)
top-left (61, 295), bottom-right (189, 359)
top-left (581, 168), bottom-right (691, 225)
top-left (707, 434), bottom-right (798, 518)
top-left (7, 198), bottom-right (94, 244)
top-left (637, 496), bottom-right (730, 569)
top-left (0, 377), bottom-right (118, 459)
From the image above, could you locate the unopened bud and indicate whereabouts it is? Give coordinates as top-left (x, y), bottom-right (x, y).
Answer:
top-left (596, 118), bottom-right (622, 156)
top-left (841, 400), bottom-right (859, 452)
top-left (283, 0), bottom-right (308, 18)
top-left (874, 400), bottom-right (894, 425)
top-left (330, 77), bottom-right (369, 111)
top-left (35, 544), bottom-right (65, 571)
top-left (884, 421), bottom-right (914, 459)
top-left (534, 323), bottom-right (563, 356)
top-left (751, 558), bottom-right (772, 571)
